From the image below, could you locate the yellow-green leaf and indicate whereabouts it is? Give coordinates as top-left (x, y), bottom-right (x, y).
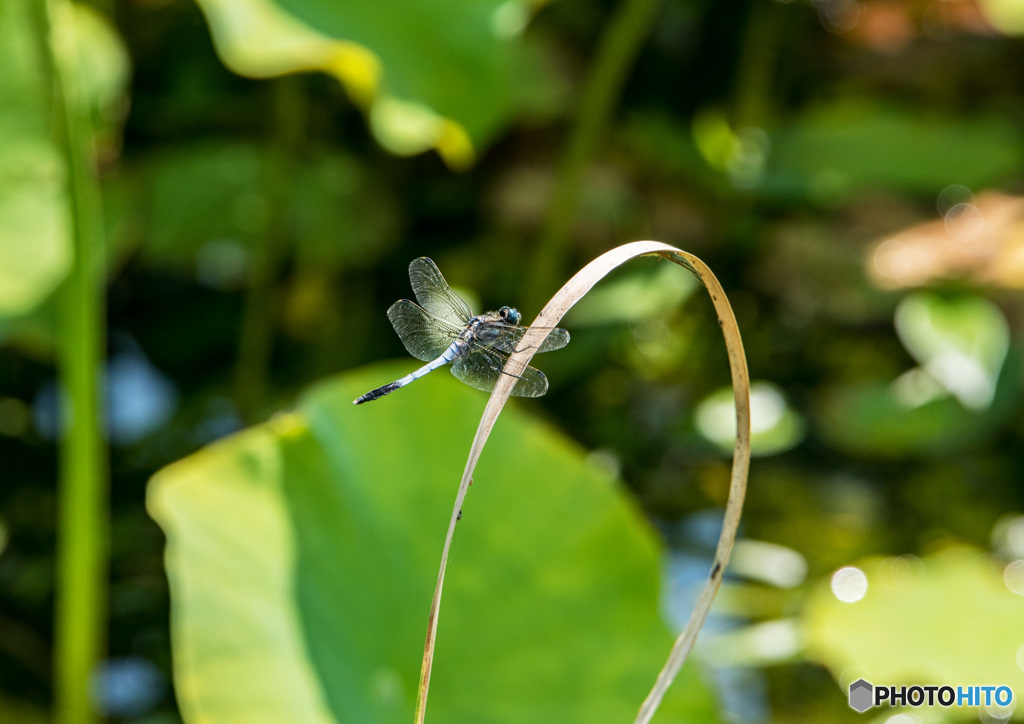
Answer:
top-left (148, 365), bottom-right (718, 723)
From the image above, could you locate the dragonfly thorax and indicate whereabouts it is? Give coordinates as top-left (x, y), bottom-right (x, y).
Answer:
top-left (460, 312), bottom-right (516, 347)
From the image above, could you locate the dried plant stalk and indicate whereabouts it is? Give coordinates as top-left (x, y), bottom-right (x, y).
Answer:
top-left (414, 241), bottom-right (751, 724)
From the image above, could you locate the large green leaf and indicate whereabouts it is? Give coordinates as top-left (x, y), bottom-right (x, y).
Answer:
top-left (0, 0), bottom-right (71, 318)
top-left (194, 0), bottom-right (540, 162)
top-left (276, 0), bottom-right (522, 144)
top-left (0, 0), bottom-right (127, 320)
top-left (148, 364), bottom-right (718, 723)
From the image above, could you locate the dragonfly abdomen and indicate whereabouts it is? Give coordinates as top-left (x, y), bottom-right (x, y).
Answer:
top-left (352, 341), bottom-right (461, 404)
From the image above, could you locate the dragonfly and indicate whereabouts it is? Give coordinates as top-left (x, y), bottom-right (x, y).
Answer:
top-left (354, 257), bottom-right (570, 405)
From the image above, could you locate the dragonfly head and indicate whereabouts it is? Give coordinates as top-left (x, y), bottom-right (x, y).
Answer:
top-left (498, 306), bottom-right (521, 325)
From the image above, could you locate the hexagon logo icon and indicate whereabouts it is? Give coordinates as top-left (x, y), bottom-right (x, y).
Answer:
top-left (849, 678), bottom-right (873, 712)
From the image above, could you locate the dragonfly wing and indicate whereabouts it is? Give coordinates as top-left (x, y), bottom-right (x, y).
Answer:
top-left (486, 324), bottom-right (571, 354)
top-left (409, 257), bottom-right (473, 327)
top-left (508, 364), bottom-right (549, 397)
top-left (536, 327), bottom-right (570, 353)
top-left (387, 299), bottom-right (460, 361)
top-left (451, 347), bottom-right (550, 398)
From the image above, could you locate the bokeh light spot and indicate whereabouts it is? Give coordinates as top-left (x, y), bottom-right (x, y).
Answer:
top-left (937, 184), bottom-right (975, 216)
top-left (944, 202), bottom-right (985, 243)
top-left (91, 656), bottom-right (165, 717)
top-left (873, 238), bottom-right (931, 286)
top-left (817, 0), bottom-right (862, 32)
top-left (993, 515), bottom-right (1024, 559)
top-left (884, 714), bottom-right (922, 724)
top-left (831, 566), bottom-right (868, 602)
top-left (1004, 560), bottom-right (1024, 596)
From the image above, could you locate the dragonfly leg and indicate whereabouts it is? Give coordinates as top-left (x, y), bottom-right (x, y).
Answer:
top-left (499, 366), bottom-right (530, 382)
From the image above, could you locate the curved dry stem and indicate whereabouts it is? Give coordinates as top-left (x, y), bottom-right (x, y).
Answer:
top-left (414, 241), bottom-right (751, 724)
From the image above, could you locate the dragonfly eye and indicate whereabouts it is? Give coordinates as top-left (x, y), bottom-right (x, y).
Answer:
top-left (500, 306), bottom-right (521, 325)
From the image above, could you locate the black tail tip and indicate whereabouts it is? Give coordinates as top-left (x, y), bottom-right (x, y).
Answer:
top-left (353, 382), bottom-right (400, 406)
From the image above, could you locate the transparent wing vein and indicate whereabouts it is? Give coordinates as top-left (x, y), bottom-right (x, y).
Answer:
top-left (451, 346), bottom-right (549, 398)
top-left (483, 324), bottom-right (570, 355)
top-left (408, 257), bottom-right (473, 326)
top-left (387, 300), bottom-right (460, 361)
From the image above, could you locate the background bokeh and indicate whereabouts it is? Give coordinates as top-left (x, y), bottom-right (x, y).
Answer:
top-left (2, 0), bottom-right (1024, 721)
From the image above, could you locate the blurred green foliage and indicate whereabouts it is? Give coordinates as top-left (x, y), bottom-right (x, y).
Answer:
top-left (1, 0), bottom-right (1023, 720)
top-left (108, 141), bottom-right (400, 270)
top-left (805, 548), bottom-right (1024, 694)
